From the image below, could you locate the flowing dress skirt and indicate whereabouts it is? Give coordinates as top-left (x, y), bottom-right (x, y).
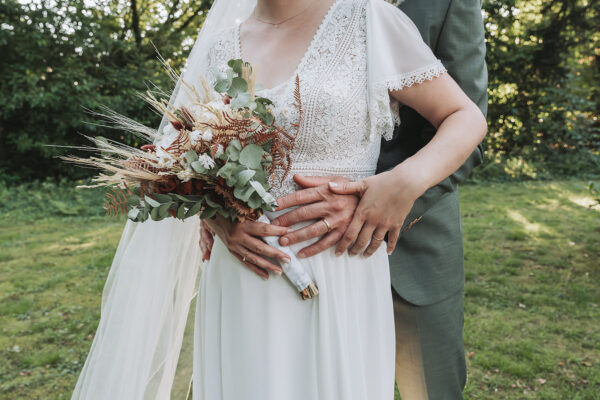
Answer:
top-left (193, 216), bottom-right (395, 400)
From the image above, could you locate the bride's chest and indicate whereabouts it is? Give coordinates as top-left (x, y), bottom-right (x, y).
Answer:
top-left (246, 1), bottom-right (370, 140)
top-left (208, 0), bottom-right (373, 160)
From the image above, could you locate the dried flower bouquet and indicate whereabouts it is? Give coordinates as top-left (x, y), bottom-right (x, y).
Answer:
top-left (63, 59), bottom-right (318, 300)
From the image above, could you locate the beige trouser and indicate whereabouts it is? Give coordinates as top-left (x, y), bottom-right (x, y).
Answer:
top-left (393, 289), bottom-right (466, 400)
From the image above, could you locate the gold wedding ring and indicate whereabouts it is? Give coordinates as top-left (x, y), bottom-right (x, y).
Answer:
top-left (322, 218), bottom-right (332, 233)
top-left (372, 235), bottom-right (385, 241)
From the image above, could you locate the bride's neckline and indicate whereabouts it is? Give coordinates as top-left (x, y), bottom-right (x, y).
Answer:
top-left (234, 0), bottom-right (343, 92)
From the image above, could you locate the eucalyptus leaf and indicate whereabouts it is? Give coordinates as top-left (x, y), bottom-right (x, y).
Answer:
top-left (150, 193), bottom-right (172, 204)
top-left (255, 97), bottom-right (273, 106)
top-left (144, 195), bottom-right (161, 208)
top-left (176, 203), bottom-right (186, 219)
top-left (214, 78), bottom-right (231, 93)
top-left (185, 201), bottom-right (204, 219)
top-left (225, 139), bottom-right (242, 161)
top-left (228, 76), bottom-right (248, 97)
top-left (157, 202), bottom-right (172, 217)
top-left (183, 150), bottom-right (198, 164)
top-left (250, 180), bottom-right (276, 204)
top-left (230, 91), bottom-right (251, 109)
top-left (150, 206), bottom-right (160, 221)
top-left (254, 101), bottom-right (266, 115)
top-left (217, 162), bottom-right (243, 186)
top-left (233, 185), bottom-right (255, 202)
top-left (140, 207), bottom-right (149, 222)
top-left (200, 208), bottom-right (218, 219)
top-left (227, 59), bottom-right (244, 75)
top-left (172, 193), bottom-right (194, 202)
top-left (127, 207), bottom-right (140, 221)
top-left (247, 192), bottom-right (263, 209)
top-left (239, 144), bottom-right (265, 169)
top-left (236, 169), bottom-right (256, 187)
top-left (253, 169), bottom-right (267, 184)
top-left (260, 111), bottom-right (274, 125)
top-left (191, 160), bottom-right (208, 174)
top-left (203, 194), bottom-right (220, 208)
top-left (217, 208), bottom-right (232, 218)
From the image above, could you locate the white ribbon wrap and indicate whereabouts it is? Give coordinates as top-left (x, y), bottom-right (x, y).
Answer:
top-left (258, 214), bottom-right (318, 299)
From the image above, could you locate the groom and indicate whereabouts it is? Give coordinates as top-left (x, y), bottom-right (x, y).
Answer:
top-left (200, 0), bottom-right (487, 398)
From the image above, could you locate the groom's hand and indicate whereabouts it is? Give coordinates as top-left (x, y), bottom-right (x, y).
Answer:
top-left (272, 175), bottom-right (359, 258)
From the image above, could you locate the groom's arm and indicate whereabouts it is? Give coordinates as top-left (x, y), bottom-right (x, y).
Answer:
top-left (399, 0), bottom-right (488, 233)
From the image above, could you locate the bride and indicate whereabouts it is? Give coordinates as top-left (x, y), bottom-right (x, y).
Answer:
top-left (72, 0), bottom-right (486, 399)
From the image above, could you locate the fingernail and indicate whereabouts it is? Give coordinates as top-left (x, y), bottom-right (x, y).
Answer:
top-left (273, 269), bottom-right (282, 275)
top-left (335, 251), bottom-right (342, 257)
top-left (281, 257), bottom-right (291, 263)
top-left (328, 181), bottom-right (338, 188)
top-left (280, 237), bottom-right (289, 246)
top-left (387, 249), bottom-right (393, 255)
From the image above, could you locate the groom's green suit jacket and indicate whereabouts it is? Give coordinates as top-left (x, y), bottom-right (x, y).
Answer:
top-left (377, 0), bottom-right (488, 306)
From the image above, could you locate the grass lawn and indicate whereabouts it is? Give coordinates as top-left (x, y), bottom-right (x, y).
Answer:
top-left (0, 180), bottom-right (598, 399)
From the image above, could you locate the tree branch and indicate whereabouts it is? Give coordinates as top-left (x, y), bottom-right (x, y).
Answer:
top-left (130, 0), bottom-right (142, 45)
top-left (173, 0), bottom-right (210, 35)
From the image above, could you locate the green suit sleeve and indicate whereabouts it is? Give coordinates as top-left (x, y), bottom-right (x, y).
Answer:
top-left (400, 0), bottom-right (488, 233)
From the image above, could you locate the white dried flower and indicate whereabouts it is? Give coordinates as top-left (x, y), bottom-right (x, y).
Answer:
top-left (215, 144), bottom-right (224, 158)
top-left (154, 142), bottom-right (176, 168)
top-left (201, 129), bottom-right (213, 141)
top-left (177, 168), bottom-right (195, 183)
top-left (157, 154), bottom-right (176, 169)
top-left (197, 153), bottom-right (216, 169)
top-left (190, 130), bottom-right (203, 143)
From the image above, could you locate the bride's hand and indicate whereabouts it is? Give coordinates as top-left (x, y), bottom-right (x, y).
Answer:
top-left (203, 215), bottom-right (291, 280)
top-left (271, 175), bottom-right (358, 258)
top-left (328, 164), bottom-right (426, 257)
top-left (199, 221), bottom-right (215, 262)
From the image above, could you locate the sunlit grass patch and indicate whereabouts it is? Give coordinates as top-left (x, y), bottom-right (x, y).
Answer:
top-left (0, 180), bottom-right (598, 399)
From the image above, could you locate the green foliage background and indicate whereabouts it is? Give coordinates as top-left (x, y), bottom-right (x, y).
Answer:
top-left (0, 0), bottom-right (599, 182)
top-left (480, 0), bottom-right (600, 180)
top-left (0, 0), bottom-right (212, 182)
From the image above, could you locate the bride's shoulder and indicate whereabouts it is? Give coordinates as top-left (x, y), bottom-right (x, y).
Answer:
top-left (205, 26), bottom-right (236, 52)
top-left (340, 0), bottom-right (412, 24)
top-left (362, 0), bottom-right (421, 33)
top-left (204, 26), bottom-right (237, 66)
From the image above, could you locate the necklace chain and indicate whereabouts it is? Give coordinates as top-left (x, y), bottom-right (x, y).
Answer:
top-left (252, 0), bottom-right (320, 27)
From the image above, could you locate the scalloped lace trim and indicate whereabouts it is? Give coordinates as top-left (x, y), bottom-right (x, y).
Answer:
top-left (378, 61), bottom-right (447, 92)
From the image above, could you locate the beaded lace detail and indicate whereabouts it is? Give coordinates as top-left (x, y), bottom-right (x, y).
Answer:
top-left (205, 0), bottom-right (445, 198)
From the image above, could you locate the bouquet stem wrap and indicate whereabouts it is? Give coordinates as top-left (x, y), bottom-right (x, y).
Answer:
top-left (257, 214), bottom-right (319, 300)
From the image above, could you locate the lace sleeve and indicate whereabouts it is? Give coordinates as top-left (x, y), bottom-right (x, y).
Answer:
top-left (366, 0), bottom-right (447, 140)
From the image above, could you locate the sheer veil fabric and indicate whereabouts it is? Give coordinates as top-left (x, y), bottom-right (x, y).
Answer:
top-left (71, 0), bottom-right (445, 398)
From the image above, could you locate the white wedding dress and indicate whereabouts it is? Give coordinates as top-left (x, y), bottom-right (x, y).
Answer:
top-left (70, 1), bottom-right (447, 399)
top-left (193, 1), bottom-right (446, 399)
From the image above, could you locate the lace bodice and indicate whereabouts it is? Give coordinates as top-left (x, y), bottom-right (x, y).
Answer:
top-left (205, 0), bottom-right (446, 198)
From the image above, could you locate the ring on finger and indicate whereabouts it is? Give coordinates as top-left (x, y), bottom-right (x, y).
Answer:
top-left (322, 218), bottom-right (332, 233)
top-left (372, 235), bottom-right (385, 241)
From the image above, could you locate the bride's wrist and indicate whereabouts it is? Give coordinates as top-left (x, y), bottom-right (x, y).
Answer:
top-left (389, 158), bottom-right (430, 200)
